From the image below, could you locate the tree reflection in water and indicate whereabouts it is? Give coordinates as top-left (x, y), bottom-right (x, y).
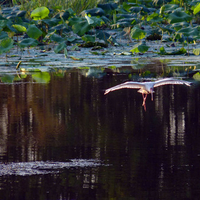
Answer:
top-left (0, 71), bottom-right (199, 200)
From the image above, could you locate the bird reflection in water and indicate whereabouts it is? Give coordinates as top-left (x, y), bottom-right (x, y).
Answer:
top-left (104, 78), bottom-right (192, 111)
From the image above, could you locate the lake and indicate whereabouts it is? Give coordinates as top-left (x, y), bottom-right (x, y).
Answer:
top-left (0, 70), bottom-right (199, 200)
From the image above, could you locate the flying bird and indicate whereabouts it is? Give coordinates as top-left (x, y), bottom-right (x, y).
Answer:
top-left (104, 78), bottom-right (192, 110)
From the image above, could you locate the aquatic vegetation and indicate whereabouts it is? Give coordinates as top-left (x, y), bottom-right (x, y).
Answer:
top-left (1, 0), bottom-right (200, 76)
top-left (130, 41), bottom-right (149, 54)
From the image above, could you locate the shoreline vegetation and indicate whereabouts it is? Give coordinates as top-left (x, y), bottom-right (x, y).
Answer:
top-left (1, 0), bottom-right (200, 56)
top-left (0, 0), bottom-right (200, 82)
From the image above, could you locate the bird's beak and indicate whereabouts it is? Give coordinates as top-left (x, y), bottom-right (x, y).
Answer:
top-left (150, 88), bottom-right (154, 101)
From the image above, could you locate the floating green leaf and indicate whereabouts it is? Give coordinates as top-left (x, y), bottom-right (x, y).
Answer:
top-left (171, 47), bottom-right (187, 55)
top-left (81, 7), bottom-right (105, 17)
top-left (167, 9), bottom-right (192, 24)
top-left (32, 72), bottom-right (51, 83)
top-left (158, 24), bottom-right (175, 35)
top-left (129, 7), bottom-right (142, 13)
top-left (67, 36), bottom-right (76, 42)
top-left (72, 20), bottom-right (91, 36)
top-left (147, 13), bottom-right (162, 22)
top-left (194, 3), bottom-right (200, 15)
top-left (177, 27), bottom-right (199, 38)
top-left (27, 25), bottom-right (43, 39)
top-left (130, 43), bottom-right (149, 53)
top-left (68, 17), bottom-right (91, 36)
top-left (50, 33), bottom-right (65, 43)
top-left (0, 37), bottom-right (13, 54)
top-left (12, 24), bottom-right (27, 32)
top-left (19, 38), bottom-right (38, 48)
top-left (54, 42), bottom-right (66, 53)
top-left (82, 35), bottom-right (95, 42)
top-left (123, 2), bottom-right (138, 11)
top-left (0, 19), bottom-right (9, 29)
top-left (172, 22), bottom-right (189, 31)
top-left (158, 46), bottom-right (187, 55)
top-left (159, 46), bottom-right (167, 55)
top-left (160, 4), bottom-right (178, 14)
top-left (131, 27), bottom-right (146, 40)
top-left (0, 31), bottom-right (8, 40)
top-left (43, 18), bottom-right (60, 26)
top-left (31, 7), bottom-right (49, 20)
top-left (97, 3), bottom-right (118, 14)
top-left (89, 16), bottom-right (103, 26)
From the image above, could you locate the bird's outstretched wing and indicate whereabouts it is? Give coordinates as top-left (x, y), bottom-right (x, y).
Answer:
top-left (104, 82), bottom-right (144, 95)
top-left (153, 78), bottom-right (192, 88)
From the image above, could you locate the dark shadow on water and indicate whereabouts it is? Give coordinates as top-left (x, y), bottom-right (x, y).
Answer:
top-left (0, 71), bottom-right (199, 199)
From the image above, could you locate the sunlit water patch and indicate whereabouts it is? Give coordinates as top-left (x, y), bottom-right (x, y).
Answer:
top-left (0, 159), bottom-right (104, 176)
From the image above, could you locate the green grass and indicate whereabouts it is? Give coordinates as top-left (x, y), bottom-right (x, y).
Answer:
top-left (13, 0), bottom-right (104, 15)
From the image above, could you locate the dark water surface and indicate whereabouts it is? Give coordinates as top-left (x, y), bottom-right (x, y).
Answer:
top-left (0, 71), bottom-right (199, 200)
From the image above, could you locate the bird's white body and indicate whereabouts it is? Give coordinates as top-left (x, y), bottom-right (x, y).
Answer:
top-left (104, 78), bottom-right (191, 95)
top-left (104, 78), bottom-right (192, 110)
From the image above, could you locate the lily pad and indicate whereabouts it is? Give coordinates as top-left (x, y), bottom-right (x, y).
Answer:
top-left (194, 3), bottom-right (200, 15)
top-left (96, 30), bottom-right (110, 42)
top-left (0, 37), bottom-right (13, 54)
top-left (171, 22), bottom-right (189, 31)
top-left (131, 27), bottom-right (146, 40)
top-left (123, 2), bottom-right (139, 11)
top-left (49, 24), bottom-right (71, 34)
top-left (177, 27), bottom-right (199, 37)
top-left (115, 18), bottom-right (137, 28)
top-left (0, 19), bottom-right (9, 29)
top-left (19, 38), bottom-right (38, 48)
top-left (160, 4), bottom-right (179, 14)
top-left (81, 8), bottom-right (105, 17)
top-left (0, 31), bottom-right (8, 40)
top-left (88, 16), bottom-right (103, 26)
top-left (82, 35), bottom-right (95, 42)
top-left (158, 24), bottom-right (175, 35)
top-left (97, 3), bottom-right (118, 13)
top-left (54, 42), bottom-right (66, 53)
top-left (72, 20), bottom-right (91, 36)
top-left (147, 13), bottom-right (162, 22)
top-left (31, 7), bottom-right (49, 20)
top-left (27, 25), bottom-right (43, 39)
top-left (43, 18), bottom-right (60, 27)
top-left (68, 17), bottom-right (91, 36)
top-left (158, 46), bottom-right (187, 55)
top-left (12, 24), bottom-right (27, 32)
top-left (50, 33), bottom-right (65, 43)
top-left (16, 10), bottom-right (26, 18)
top-left (129, 7), bottom-right (142, 13)
top-left (167, 9), bottom-right (192, 24)
top-left (130, 43), bottom-right (149, 53)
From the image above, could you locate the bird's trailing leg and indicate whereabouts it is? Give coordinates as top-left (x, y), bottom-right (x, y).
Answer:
top-left (142, 93), bottom-right (147, 111)
top-left (142, 93), bottom-right (148, 106)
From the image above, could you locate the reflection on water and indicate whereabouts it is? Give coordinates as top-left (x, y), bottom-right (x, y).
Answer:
top-left (0, 71), bottom-right (199, 199)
